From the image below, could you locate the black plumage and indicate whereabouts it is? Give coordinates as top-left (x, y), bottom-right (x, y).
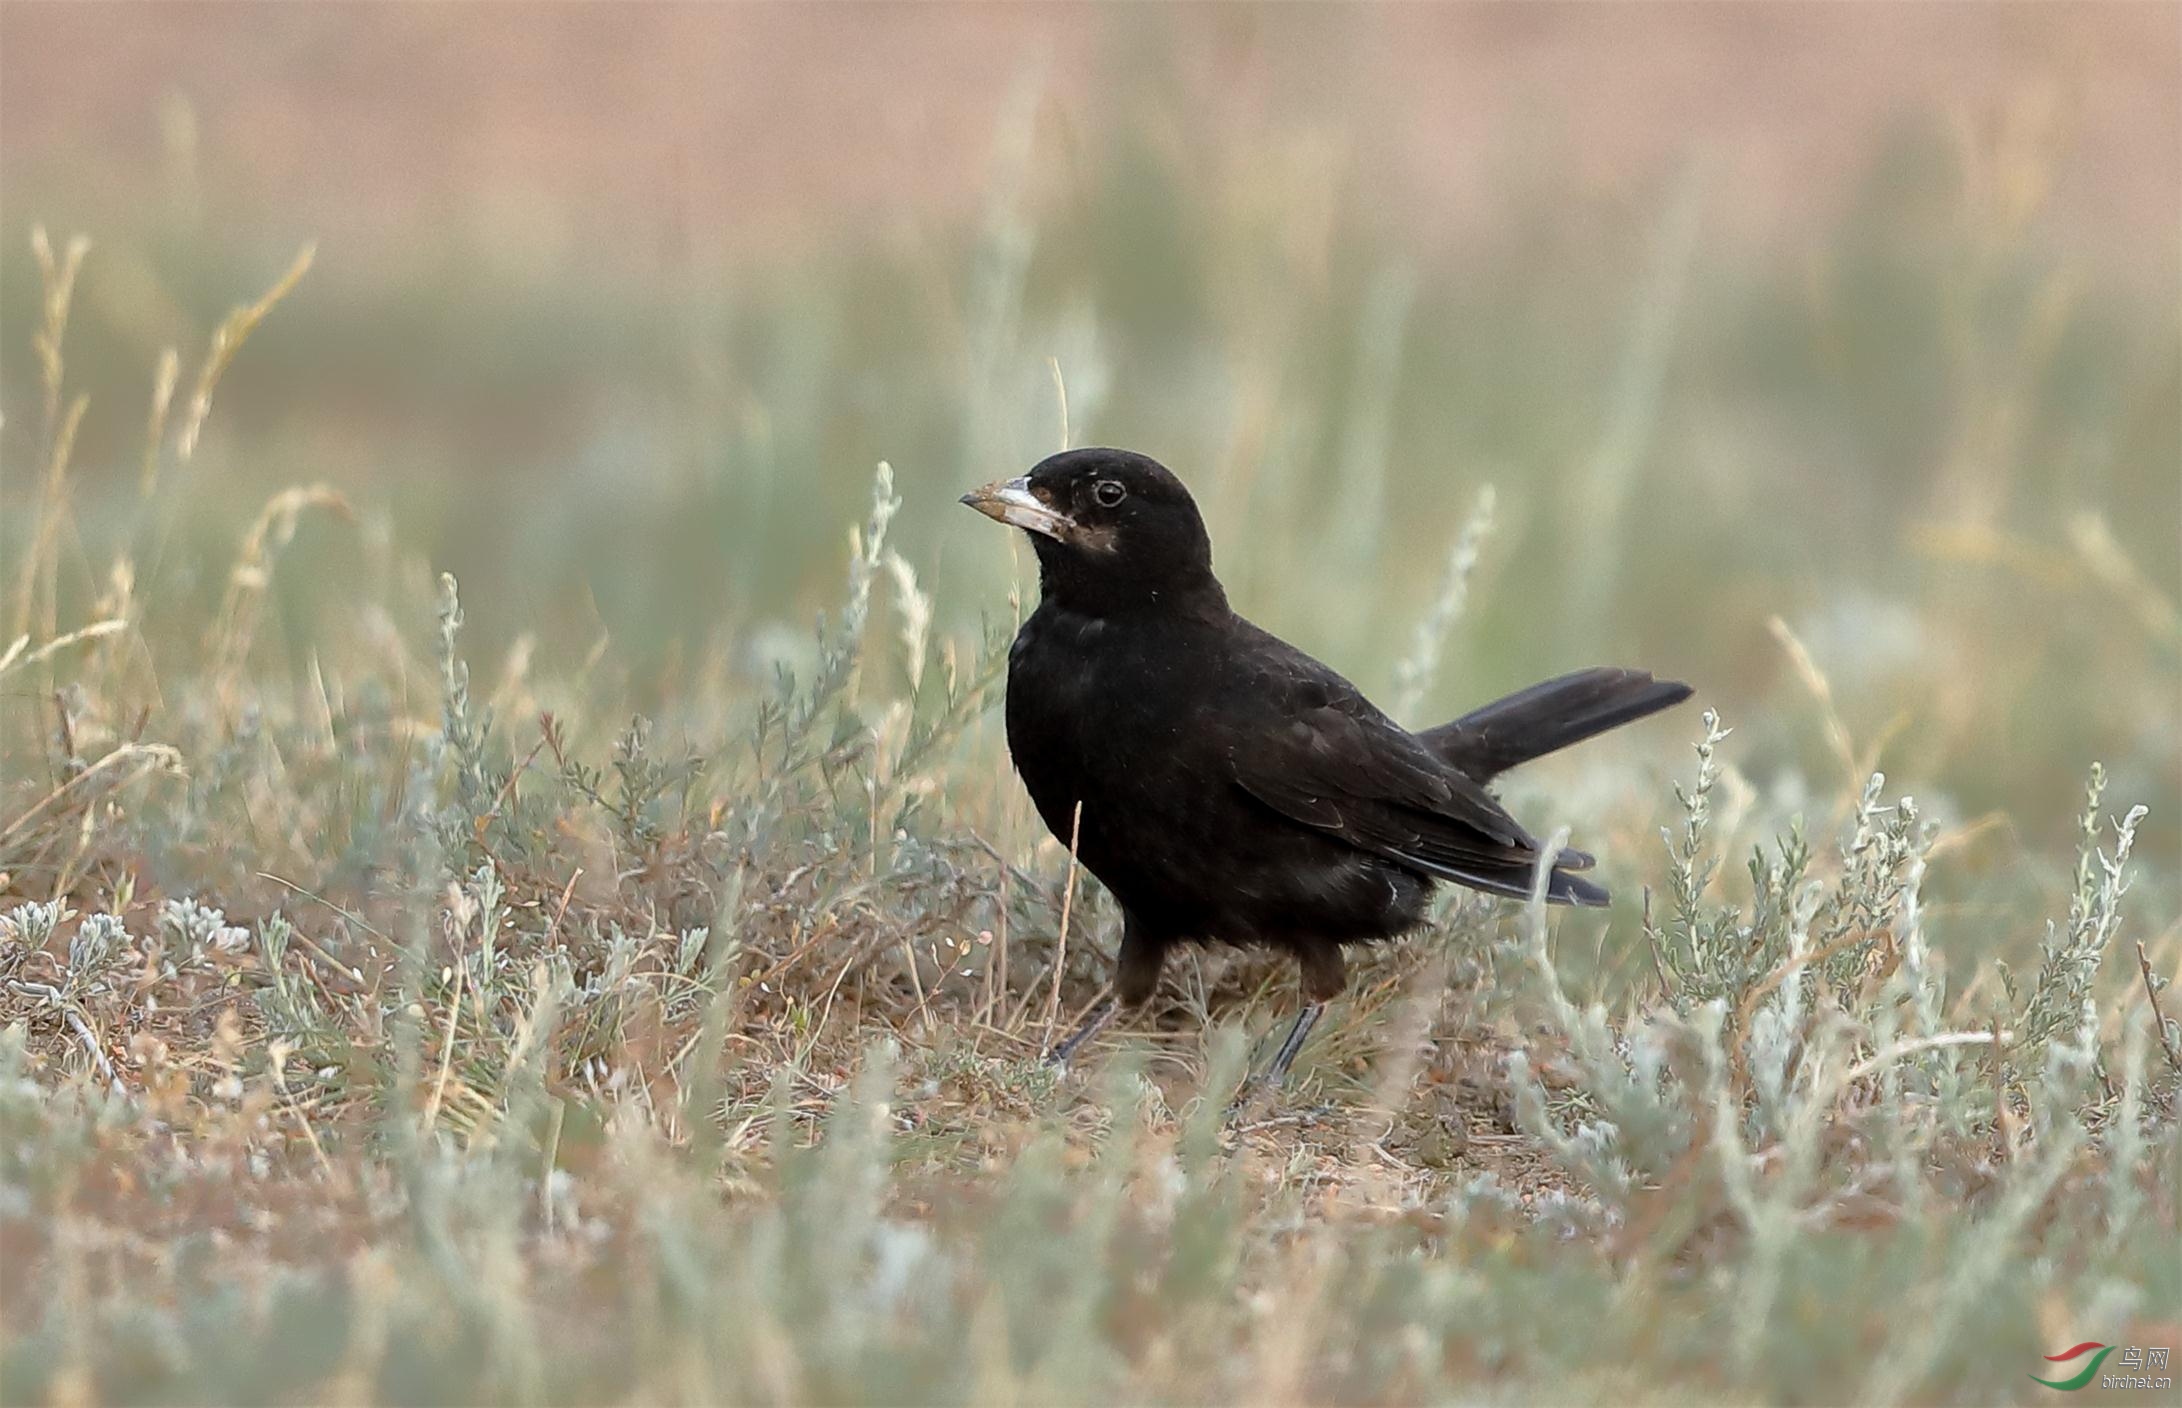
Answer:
top-left (962, 448), bottom-right (1691, 1088)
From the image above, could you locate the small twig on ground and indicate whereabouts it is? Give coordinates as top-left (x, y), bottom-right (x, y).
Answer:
top-left (1839, 1032), bottom-right (2001, 1087)
top-left (1729, 925), bottom-right (1883, 1095)
top-left (1043, 800), bottom-right (1084, 1043)
top-left (254, 872), bottom-right (376, 980)
top-left (422, 955), bottom-right (468, 1136)
top-left (477, 734), bottom-right (549, 837)
top-left (0, 743), bottom-right (182, 849)
top-left (1640, 887), bottom-right (1674, 1001)
top-left (897, 931), bottom-right (933, 1036)
top-left (6, 979), bottom-right (123, 1094)
top-left (2137, 939), bottom-right (2182, 1074)
top-left (51, 689), bottom-right (77, 764)
top-left (269, 1050), bottom-right (336, 1180)
top-left (544, 869), bottom-right (583, 944)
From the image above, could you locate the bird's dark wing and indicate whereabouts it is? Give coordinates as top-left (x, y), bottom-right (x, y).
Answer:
top-left (1224, 631), bottom-right (1600, 900)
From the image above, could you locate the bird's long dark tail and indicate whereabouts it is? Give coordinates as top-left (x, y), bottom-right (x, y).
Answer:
top-left (1419, 667), bottom-right (1693, 783)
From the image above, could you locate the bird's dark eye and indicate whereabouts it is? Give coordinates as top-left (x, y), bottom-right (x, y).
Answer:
top-left (1093, 479), bottom-right (1127, 508)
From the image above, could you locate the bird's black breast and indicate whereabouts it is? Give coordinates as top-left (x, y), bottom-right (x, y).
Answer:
top-left (1004, 605), bottom-right (1207, 864)
top-left (1002, 603), bottom-right (1433, 946)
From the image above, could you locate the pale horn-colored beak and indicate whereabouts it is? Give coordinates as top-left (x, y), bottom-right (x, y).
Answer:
top-left (959, 475), bottom-right (1074, 541)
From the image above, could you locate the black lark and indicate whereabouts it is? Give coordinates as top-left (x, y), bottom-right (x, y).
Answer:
top-left (963, 448), bottom-right (1691, 1093)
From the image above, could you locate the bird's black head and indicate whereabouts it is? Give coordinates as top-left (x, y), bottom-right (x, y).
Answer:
top-left (961, 448), bottom-right (1225, 616)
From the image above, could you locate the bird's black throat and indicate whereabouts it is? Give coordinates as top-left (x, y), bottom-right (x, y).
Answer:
top-left (1025, 519), bottom-right (1227, 620)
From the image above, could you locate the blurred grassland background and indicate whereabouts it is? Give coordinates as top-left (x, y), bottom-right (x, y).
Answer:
top-left (4, 4), bottom-right (2176, 870)
top-left (1, 4), bottom-right (2179, 1404)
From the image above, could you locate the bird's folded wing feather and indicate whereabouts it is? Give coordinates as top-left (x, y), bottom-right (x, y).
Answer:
top-left (1226, 659), bottom-right (1561, 876)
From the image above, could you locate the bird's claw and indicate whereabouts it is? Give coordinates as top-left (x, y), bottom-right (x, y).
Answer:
top-left (1223, 1074), bottom-right (1273, 1124)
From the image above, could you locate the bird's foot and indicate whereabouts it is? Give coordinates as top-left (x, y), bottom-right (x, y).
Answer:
top-left (1043, 995), bottom-right (1121, 1073)
top-left (1222, 1001), bottom-right (1329, 1124)
top-left (1224, 1086), bottom-right (1337, 1132)
top-left (1224, 1074), bottom-right (1274, 1124)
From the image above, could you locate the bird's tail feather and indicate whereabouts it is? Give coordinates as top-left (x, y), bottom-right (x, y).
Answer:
top-left (1420, 667), bottom-right (1692, 782)
top-left (1421, 856), bottom-right (1611, 908)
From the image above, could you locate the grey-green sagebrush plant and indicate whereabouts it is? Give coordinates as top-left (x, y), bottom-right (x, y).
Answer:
top-left (1502, 720), bottom-right (2173, 1404)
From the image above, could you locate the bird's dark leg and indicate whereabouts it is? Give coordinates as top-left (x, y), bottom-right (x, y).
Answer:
top-left (1259, 1002), bottom-right (1326, 1086)
top-left (1044, 913), bottom-right (1165, 1070)
top-left (1230, 943), bottom-right (1346, 1117)
top-left (1047, 995), bottom-right (1118, 1067)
